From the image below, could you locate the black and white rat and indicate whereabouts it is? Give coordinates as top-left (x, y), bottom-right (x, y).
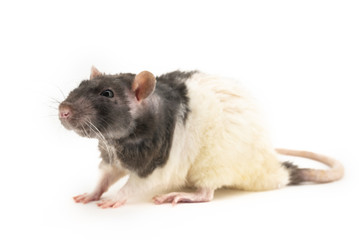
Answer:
top-left (58, 66), bottom-right (344, 208)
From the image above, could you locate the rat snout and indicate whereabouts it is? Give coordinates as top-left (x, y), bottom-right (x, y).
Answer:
top-left (59, 103), bottom-right (73, 120)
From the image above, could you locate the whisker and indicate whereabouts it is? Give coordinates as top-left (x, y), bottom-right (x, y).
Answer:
top-left (48, 105), bottom-right (59, 111)
top-left (49, 97), bottom-right (62, 105)
top-left (81, 123), bottom-right (91, 138)
top-left (57, 87), bottom-right (66, 100)
top-left (85, 120), bottom-right (115, 164)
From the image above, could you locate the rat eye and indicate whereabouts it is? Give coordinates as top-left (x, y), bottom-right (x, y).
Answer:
top-left (100, 89), bottom-right (114, 98)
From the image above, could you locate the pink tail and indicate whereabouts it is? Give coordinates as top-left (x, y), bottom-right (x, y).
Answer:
top-left (276, 148), bottom-right (344, 183)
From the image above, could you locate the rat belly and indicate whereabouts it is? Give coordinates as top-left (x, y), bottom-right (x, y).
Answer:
top-left (184, 73), bottom-right (290, 191)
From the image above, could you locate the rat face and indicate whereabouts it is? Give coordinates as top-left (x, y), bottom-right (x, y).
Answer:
top-left (59, 67), bottom-right (157, 140)
top-left (59, 75), bottom-right (134, 139)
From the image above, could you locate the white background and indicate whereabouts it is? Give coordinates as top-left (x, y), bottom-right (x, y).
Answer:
top-left (1, 0), bottom-right (358, 239)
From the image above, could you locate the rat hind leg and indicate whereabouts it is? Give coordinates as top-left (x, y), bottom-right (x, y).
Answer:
top-left (153, 188), bottom-right (214, 205)
top-left (152, 151), bottom-right (229, 205)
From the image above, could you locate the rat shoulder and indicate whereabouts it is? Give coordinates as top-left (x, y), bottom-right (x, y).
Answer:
top-left (156, 70), bottom-right (199, 84)
top-left (154, 70), bottom-right (199, 101)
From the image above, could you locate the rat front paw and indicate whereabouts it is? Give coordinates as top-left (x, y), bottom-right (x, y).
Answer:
top-left (96, 198), bottom-right (127, 209)
top-left (73, 193), bottom-right (101, 204)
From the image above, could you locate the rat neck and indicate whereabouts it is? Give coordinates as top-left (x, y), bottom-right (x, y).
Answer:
top-left (110, 94), bottom-right (178, 177)
top-left (122, 93), bottom-right (162, 142)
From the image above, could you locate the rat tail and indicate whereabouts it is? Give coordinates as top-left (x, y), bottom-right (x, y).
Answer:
top-left (276, 148), bottom-right (344, 185)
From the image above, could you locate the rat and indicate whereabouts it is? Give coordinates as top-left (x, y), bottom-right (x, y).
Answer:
top-left (58, 66), bottom-right (344, 208)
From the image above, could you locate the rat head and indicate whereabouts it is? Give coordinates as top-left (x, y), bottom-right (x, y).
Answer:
top-left (59, 66), bottom-right (156, 139)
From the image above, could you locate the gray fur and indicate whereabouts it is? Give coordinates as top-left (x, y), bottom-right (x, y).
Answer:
top-left (59, 70), bottom-right (195, 177)
top-left (282, 161), bottom-right (304, 185)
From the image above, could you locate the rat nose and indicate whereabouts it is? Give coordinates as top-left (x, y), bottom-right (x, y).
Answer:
top-left (59, 104), bottom-right (72, 119)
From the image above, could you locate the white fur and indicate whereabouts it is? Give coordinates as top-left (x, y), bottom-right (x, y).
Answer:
top-left (185, 73), bottom-right (289, 191)
top-left (92, 72), bottom-right (292, 206)
top-left (116, 73), bottom-right (290, 201)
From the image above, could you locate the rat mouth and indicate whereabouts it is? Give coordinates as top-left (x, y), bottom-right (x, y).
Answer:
top-left (60, 117), bottom-right (100, 138)
top-left (59, 102), bottom-right (98, 138)
top-left (74, 125), bottom-right (96, 138)
top-left (58, 102), bottom-right (110, 139)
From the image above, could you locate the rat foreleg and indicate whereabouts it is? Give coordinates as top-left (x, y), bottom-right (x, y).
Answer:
top-left (73, 163), bottom-right (127, 204)
top-left (97, 173), bottom-right (160, 208)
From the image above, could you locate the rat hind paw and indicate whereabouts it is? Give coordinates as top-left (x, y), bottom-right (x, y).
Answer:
top-left (96, 198), bottom-right (127, 209)
top-left (153, 188), bottom-right (214, 205)
top-left (73, 193), bottom-right (101, 204)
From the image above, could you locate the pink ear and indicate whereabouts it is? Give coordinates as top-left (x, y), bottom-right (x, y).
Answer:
top-left (132, 71), bottom-right (156, 101)
top-left (90, 66), bottom-right (102, 79)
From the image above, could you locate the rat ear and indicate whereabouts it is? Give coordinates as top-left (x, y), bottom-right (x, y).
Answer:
top-left (90, 66), bottom-right (102, 79)
top-left (132, 71), bottom-right (156, 101)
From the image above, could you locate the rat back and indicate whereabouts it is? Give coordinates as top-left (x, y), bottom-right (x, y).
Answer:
top-left (147, 72), bottom-right (290, 192)
top-left (184, 73), bottom-right (289, 191)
